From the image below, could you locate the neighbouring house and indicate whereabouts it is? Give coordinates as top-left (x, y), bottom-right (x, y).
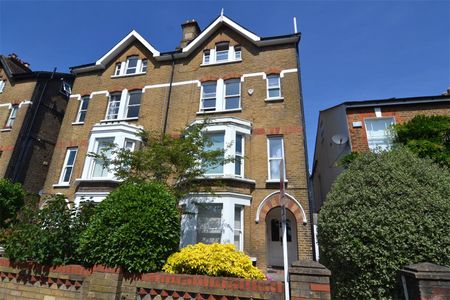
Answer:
top-left (41, 14), bottom-right (313, 270)
top-left (311, 92), bottom-right (450, 259)
top-left (0, 54), bottom-right (74, 194)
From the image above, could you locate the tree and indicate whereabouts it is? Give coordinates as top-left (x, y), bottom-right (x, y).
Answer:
top-left (4, 194), bottom-right (96, 265)
top-left (77, 182), bottom-right (180, 272)
top-left (0, 179), bottom-right (26, 230)
top-left (318, 148), bottom-right (450, 300)
top-left (91, 121), bottom-right (230, 199)
top-left (394, 115), bottom-right (450, 167)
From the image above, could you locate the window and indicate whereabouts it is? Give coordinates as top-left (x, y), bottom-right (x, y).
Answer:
top-left (61, 81), bottom-right (72, 95)
top-left (59, 148), bottom-right (78, 184)
top-left (267, 136), bottom-right (286, 181)
top-left (201, 82), bottom-right (217, 111)
top-left (234, 205), bottom-right (243, 250)
top-left (267, 75), bottom-right (281, 99)
top-left (199, 80), bottom-right (241, 113)
top-left (76, 96), bottom-right (90, 123)
top-left (234, 46), bottom-right (242, 60)
top-left (202, 44), bottom-right (242, 65)
top-left (196, 203), bottom-right (223, 244)
top-left (224, 79), bottom-right (241, 110)
top-left (203, 50), bottom-right (210, 64)
top-left (365, 117), bottom-right (395, 151)
top-left (204, 132), bottom-right (225, 175)
top-left (91, 138), bottom-right (114, 178)
top-left (141, 60), bottom-right (148, 73)
top-left (126, 90), bottom-right (142, 118)
top-left (235, 133), bottom-right (244, 176)
top-left (5, 105), bottom-right (18, 128)
top-left (114, 63), bottom-right (122, 76)
top-left (126, 56), bottom-right (139, 74)
top-left (0, 80), bottom-right (5, 93)
top-left (106, 93), bottom-right (121, 120)
top-left (215, 42), bottom-right (229, 62)
top-left (113, 56), bottom-right (147, 76)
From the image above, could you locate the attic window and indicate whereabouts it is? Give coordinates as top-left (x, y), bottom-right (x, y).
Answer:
top-left (61, 81), bottom-right (72, 96)
top-left (112, 56), bottom-right (147, 77)
top-left (201, 44), bottom-right (242, 66)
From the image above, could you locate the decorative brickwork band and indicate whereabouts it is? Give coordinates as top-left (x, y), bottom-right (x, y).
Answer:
top-left (265, 67), bottom-right (282, 75)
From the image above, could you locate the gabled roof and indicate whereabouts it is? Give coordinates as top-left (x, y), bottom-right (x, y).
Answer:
top-left (71, 14), bottom-right (300, 74)
top-left (0, 55), bottom-right (32, 80)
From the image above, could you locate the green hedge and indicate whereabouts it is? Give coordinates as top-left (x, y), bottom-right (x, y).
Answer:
top-left (318, 148), bottom-right (450, 299)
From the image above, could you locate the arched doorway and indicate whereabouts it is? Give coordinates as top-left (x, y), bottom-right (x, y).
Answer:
top-left (266, 207), bottom-right (298, 267)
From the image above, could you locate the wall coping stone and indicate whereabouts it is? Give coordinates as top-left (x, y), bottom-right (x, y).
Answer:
top-left (401, 262), bottom-right (450, 281)
top-left (289, 260), bottom-right (331, 277)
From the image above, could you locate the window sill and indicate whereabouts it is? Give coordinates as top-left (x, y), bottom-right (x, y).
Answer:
top-left (265, 97), bottom-right (284, 102)
top-left (111, 72), bottom-right (146, 79)
top-left (52, 183), bottom-right (70, 188)
top-left (196, 108), bottom-right (242, 115)
top-left (74, 178), bottom-right (123, 184)
top-left (71, 122), bottom-right (85, 126)
top-left (100, 117), bottom-right (139, 123)
top-left (0, 128), bottom-right (11, 132)
top-left (200, 59), bottom-right (242, 67)
top-left (197, 175), bottom-right (256, 185)
top-left (266, 179), bottom-right (289, 183)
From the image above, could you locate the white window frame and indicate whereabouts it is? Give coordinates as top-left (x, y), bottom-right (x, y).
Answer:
top-left (201, 45), bottom-right (242, 66)
top-left (125, 90), bottom-right (142, 119)
top-left (61, 81), bottom-right (72, 95)
top-left (200, 82), bottom-right (217, 111)
top-left (198, 79), bottom-right (241, 113)
top-left (79, 123), bottom-right (142, 181)
top-left (193, 117), bottom-right (251, 179)
top-left (75, 96), bottom-right (90, 123)
top-left (104, 89), bottom-right (141, 122)
top-left (90, 137), bottom-right (115, 179)
top-left (5, 105), bottom-right (18, 128)
top-left (112, 56), bottom-right (147, 77)
top-left (180, 192), bottom-right (251, 251)
top-left (58, 148), bottom-right (78, 184)
top-left (125, 55), bottom-right (139, 74)
top-left (364, 117), bottom-right (396, 151)
top-left (234, 205), bottom-right (244, 251)
top-left (224, 79), bottom-right (241, 110)
top-left (0, 80), bottom-right (5, 93)
top-left (106, 92), bottom-right (122, 120)
top-left (235, 133), bottom-right (244, 177)
top-left (267, 136), bottom-right (287, 182)
top-left (266, 74), bottom-right (282, 100)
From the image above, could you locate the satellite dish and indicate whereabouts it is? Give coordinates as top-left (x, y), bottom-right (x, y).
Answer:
top-left (331, 134), bottom-right (348, 145)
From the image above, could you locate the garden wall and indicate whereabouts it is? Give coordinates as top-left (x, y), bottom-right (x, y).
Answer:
top-left (0, 258), bottom-right (331, 300)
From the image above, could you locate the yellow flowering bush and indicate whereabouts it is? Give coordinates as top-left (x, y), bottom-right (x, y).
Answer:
top-left (163, 243), bottom-right (265, 280)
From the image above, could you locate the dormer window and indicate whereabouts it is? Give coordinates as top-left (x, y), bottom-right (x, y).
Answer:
top-left (126, 56), bottom-right (138, 74)
top-left (215, 42), bottom-right (229, 62)
top-left (112, 56), bottom-right (147, 77)
top-left (202, 43), bottom-right (242, 66)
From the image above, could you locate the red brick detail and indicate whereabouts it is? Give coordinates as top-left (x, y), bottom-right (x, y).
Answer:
top-left (183, 292), bottom-right (192, 299)
top-left (265, 67), bottom-right (282, 75)
top-left (161, 290), bottom-right (169, 297)
top-left (172, 291), bottom-right (180, 298)
top-left (150, 289), bottom-right (158, 296)
top-left (223, 73), bottom-right (242, 80)
top-left (138, 288), bottom-right (147, 296)
top-left (310, 283), bottom-right (330, 292)
top-left (129, 86), bottom-right (144, 91)
top-left (109, 90), bottom-right (123, 94)
top-left (200, 75), bottom-right (220, 83)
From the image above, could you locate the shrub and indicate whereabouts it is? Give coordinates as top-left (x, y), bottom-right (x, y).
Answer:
top-left (163, 243), bottom-right (265, 280)
top-left (4, 194), bottom-right (95, 265)
top-left (77, 182), bottom-right (180, 272)
top-left (0, 179), bottom-right (26, 229)
top-left (318, 148), bottom-right (450, 300)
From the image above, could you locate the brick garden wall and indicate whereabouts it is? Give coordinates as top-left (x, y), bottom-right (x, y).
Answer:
top-left (0, 258), bottom-right (332, 300)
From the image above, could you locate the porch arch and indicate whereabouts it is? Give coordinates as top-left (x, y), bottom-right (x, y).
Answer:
top-left (255, 191), bottom-right (307, 225)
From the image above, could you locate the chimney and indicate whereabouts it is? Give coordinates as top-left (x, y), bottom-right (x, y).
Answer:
top-left (180, 19), bottom-right (200, 48)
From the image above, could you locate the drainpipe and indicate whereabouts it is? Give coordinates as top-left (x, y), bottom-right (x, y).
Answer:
top-left (163, 54), bottom-right (175, 134)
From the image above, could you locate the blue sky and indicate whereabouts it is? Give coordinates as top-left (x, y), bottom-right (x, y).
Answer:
top-left (1, 0), bottom-right (449, 169)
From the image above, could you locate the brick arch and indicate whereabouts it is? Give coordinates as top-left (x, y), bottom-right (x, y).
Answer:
top-left (255, 191), bottom-right (307, 225)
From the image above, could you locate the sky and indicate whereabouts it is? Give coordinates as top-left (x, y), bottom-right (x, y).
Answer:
top-left (1, 0), bottom-right (449, 170)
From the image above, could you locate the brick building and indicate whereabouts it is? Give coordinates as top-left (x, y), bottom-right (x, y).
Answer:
top-left (0, 54), bottom-right (74, 194)
top-left (42, 15), bottom-right (313, 269)
top-left (311, 93), bottom-right (450, 257)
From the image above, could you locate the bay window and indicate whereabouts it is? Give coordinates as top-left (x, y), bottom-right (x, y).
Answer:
top-left (204, 132), bottom-right (225, 175)
top-left (91, 138), bottom-right (114, 178)
top-left (196, 203), bottom-right (223, 244)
